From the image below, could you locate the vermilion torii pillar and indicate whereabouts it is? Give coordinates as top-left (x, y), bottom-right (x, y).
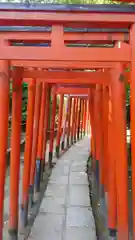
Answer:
top-left (56, 93), bottom-right (64, 158)
top-left (83, 99), bottom-right (87, 137)
top-left (9, 68), bottom-right (23, 239)
top-left (73, 98), bottom-right (79, 143)
top-left (77, 99), bottom-right (82, 141)
top-left (41, 84), bottom-right (50, 172)
top-left (81, 99), bottom-right (85, 138)
top-left (107, 84), bottom-right (117, 237)
top-left (130, 23), bottom-right (135, 240)
top-left (75, 98), bottom-right (80, 142)
top-left (21, 79), bottom-right (36, 227)
top-left (66, 97), bottom-right (72, 148)
top-left (36, 83), bottom-right (47, 190)
top-left (71, 98), bottom-right (76, 145)
top-left (61, 96), bottom-right (69, 151)
top-left (88, 87), bottom-right (95, 161)
top-left (0, 60), bottom-right (10, 240)
top-left (48, 91), bottom-right (57, 167)
top-left (111, 65), bottom-right (128, 239)
top-left (102, 86), bottom-right (109, 193)
top-left (93, 85), bottom-right (100, 193)
top-left (29, 81), bottom-right (42, 206)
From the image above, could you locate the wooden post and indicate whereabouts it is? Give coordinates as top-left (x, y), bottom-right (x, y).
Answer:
top-left (21, 79), bottom-right (36, 227)
top-left (80, 99), bottom-right (84, 139)
top-left (36, 83), bottom-right (47, 191)
top-left (93, 86), bottom-right (102, 192)
top-left (9, 68), bottom-right (23, 239)
top-left (56, 94), bottom-right (64, 158)
top-left (77, 99), bottom-right (81, 141)
top-left (29, 81), bottom-right (42, 207)
top-left (75, 98), bottom-right (80, 142)
top-left (61, 97), bottom-right (66, 150)
top-left (83, 99), bottom-right (87, 136)
top-left (130, 24), bottom-right (135, 240)
top-left (99, 86), bottom-right (104, 197)
top-left (66, 97), bottom-right (72, 148)
top-left (42, 85), bottom-right (50, 170)
top-left (0, 60), bottom-right (10, 239)
top-left (88, 112), bottom-right (91, 136)
top-left (74, 98), bottom-right (79, 143)
top-left (107, 85), bottom-right (117, 237)
top-left (88, 88), bottom-right (95, 160)
top-left (71, 98), bottom-right (76, 144)
top-left (111, 65), bottom-right (128, 239)
top-left (61, 96), bottom-right (69, 150)
top-left (88, 90), bottom-right (93, 158)
top-left (86, 100), bottom-right (89, 136)
top-left (48, 92), bottom-right (57, 168)
top-left (102, 86), bottom-right (109, 193)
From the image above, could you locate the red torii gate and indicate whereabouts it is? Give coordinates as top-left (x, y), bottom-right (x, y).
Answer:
top-left (0, 3), bottom-right (134, 240)
top-left (53, 87), bottom-right (89, 95)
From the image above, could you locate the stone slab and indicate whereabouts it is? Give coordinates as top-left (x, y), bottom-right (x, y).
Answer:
top-left (40, 197), bottom-right (65, 214)
top-left (66, 206), bottom-right (95, 228)
top-left (45, 184), bottom-right (67, 198)
top-left (68, 185), bottom-right (90, 207)
top-left (28, 214), bottom-right (64, 240)
top-left (69, 172), bottom-right (88, 185)
top-left (71, 164), bottom-right (86, 172)
top-left (49, 175), bottom-right (68, 185)
top-left (51, 166), bottom-right (69, 176)
top-left (65, 227), bottom-right (96, 240)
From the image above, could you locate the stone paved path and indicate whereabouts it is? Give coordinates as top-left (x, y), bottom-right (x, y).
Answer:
top-left (28, 137), bottom-right (96, 240)
top-left (3, 138), bottom-right (60, 239)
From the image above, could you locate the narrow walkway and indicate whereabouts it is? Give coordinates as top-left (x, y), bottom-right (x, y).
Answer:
top-left (28, 137), bottom-right (96, 240)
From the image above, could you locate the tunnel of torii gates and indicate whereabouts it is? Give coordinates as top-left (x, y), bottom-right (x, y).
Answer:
top-left (1, 3), bottom-right (135, 240)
